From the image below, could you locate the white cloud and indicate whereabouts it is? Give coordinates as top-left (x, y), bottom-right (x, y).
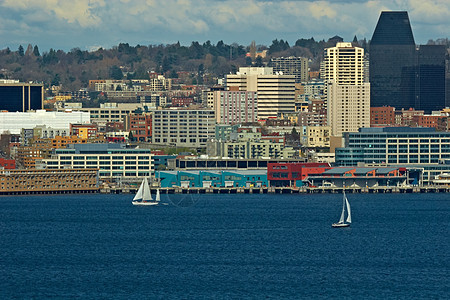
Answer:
top-left (2, 0), bottom-right (106, 27)
top-left (0, 0), bottom-right (449, 50)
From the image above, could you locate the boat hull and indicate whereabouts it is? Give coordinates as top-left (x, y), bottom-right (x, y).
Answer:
top-left (132, 201), bottom-right (159, 206)
top-left (332, 223), bottom-right (350, 228)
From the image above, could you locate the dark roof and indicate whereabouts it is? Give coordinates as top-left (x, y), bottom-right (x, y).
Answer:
top-left (353, 168), bottom-right (377, 175)
top-left (370, 11), bottom-right (415, 45)
top-left (376, 168), bottom-right (398, 174)
top-left (322, 168), bottom-right (355, 175)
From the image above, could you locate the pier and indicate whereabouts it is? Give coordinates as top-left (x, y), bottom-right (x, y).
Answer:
top-left (101, 186), bottom-right (450, 195)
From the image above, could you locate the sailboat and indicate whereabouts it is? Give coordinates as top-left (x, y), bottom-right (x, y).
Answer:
top-left (132, 177), bottom-right (158, 206)
top-left (155, 187), bottom-right (160, 202)
top-left (155, 172), bottom-right (169, 205)
top-left (332, 190), bottom-right (351, 228)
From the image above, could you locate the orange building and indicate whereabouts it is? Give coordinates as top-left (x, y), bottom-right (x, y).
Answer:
top-left (52, 136), bottom-right (88, 149)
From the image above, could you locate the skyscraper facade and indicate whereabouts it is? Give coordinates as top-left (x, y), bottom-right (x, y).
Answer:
top-left (0, 80), bottom-right (43, 112)
top-left (369, 11), bottom-right (416, 110)
top-left (323, 42), bottom-right (370, 137)
top-left (370, 11), bottom-right (446, 113)
top-left (416, 45), bottom-right (446, 112)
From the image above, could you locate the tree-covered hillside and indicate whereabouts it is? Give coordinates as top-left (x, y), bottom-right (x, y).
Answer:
top-left (0, 37), bottom-right (370, 91)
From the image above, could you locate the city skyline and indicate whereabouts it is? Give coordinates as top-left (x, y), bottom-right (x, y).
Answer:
top-left (0, 1), bottom-right (449, 52)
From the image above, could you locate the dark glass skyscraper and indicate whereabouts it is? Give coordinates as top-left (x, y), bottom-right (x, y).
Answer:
top-left (0, 82), bottom-right (43, 112)
top-left (370, 11), bottom-right (447, 113)
top-left (416, 45), bottom-right (446, 112)
top-left (370, 11), bottom-right (417, 110)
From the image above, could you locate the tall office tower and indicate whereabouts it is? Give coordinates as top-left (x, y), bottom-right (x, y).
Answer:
top-left (370, 11), bottom-right (416, 109)
top-left (416, 45), bottom-right (446, 112)
top-left (323, 42), bottom-right (370, 136)
top-left (0, 80), bottom-right (43, 112)
top-left (270, 56), bottom-right (309, 83)
top-left (225, 67), bottom-right (295, 119)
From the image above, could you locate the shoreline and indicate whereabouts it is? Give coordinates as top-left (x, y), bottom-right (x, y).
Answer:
top-left (4, 186), bottom-right (450, 196)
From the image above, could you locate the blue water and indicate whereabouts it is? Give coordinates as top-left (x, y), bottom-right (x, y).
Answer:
top-left (0, 193), bottom-right (449, 299)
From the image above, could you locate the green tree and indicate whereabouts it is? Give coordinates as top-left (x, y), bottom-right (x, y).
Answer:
top-left (18, 45), bottom-right (24, 56)
top-left (170, 69), bottom-right (178, 78)
top-left (33, 45), bottom-right (40, 56)
top-left (51, 74), bottom-right (60, 86)
top-left (109, 65), bottom-right (123, 79)
top-left (254, 56), bottom-right (263, 67)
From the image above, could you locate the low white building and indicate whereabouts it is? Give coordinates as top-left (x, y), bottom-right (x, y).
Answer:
top-left (0, 110), bottom-right (90, 135)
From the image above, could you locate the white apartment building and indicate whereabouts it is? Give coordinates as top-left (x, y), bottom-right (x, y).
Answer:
top-left (225, 67), bottom-right (295, 120)
top-left (152, 109), bottom-right (215, 148)
top-left (322, 42), bottom-right (370, 137)
top-left (0, 110), bottom-right (90, 135)
top-left (43, 144), bottom-right (153, 179)
top-left (59, 103), bottom-right (144, 128)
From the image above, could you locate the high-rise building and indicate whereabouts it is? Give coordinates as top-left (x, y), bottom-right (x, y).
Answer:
top-left (370, 11), bottom-right (446, 113)
top-left (370, 11), bottom-right (416, 110)
top-left (416, 45), bottom-right (446, 112)
top-left (322, 42), bottom-right (370, 136)
top-left (270, 56), bottom-right (309, 83)
top-left (225, 67), bottom-right (295, 119)
top-left (0, 80), bottom-right (43, 112)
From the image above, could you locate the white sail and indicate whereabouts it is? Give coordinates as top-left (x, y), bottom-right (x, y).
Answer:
top-left (133, 180), bottom-right (144, 201)
top-left (155, 188), bottom-right (160, 202)
top-left (339, 193), bottom-right (346, 223)
top-left (142, 177), bottom-right (152, 201)
top-left (345, 195), bottom-right (352, 223)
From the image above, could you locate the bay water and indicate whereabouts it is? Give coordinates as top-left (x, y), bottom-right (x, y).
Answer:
top-left (1, 193), bottom-right (448, 299)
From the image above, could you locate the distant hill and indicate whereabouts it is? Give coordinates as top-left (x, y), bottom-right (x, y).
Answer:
top-left (0, 37), bottom-right (370, 91)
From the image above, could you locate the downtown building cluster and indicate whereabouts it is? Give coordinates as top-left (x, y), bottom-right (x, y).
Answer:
top-left (0, 10), bottom-right (450, 192)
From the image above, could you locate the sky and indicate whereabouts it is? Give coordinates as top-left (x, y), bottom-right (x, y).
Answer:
top-left (0, 0), bottom-right (449, 52)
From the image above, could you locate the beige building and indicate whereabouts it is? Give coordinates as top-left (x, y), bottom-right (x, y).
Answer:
top-left (207, 139), bottom-right (295, 159)
top-left (271, 56), bottom-right (309, 83)
top-left (322, 42), bottom-right (370, 136)
top-left (59, 103), bottom-right (143, 128)
top-left (225, 67), bottom-right (295, 120)
top-left (305, 126), bottom-right (331, 148)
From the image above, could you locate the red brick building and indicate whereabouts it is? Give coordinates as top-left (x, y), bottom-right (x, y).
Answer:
top-left (411, 115), bottom-right (447, 129)
top-left (370, 106), bottom-right (395, 127)
top-left (126, 113), bottom-right (152, 142)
